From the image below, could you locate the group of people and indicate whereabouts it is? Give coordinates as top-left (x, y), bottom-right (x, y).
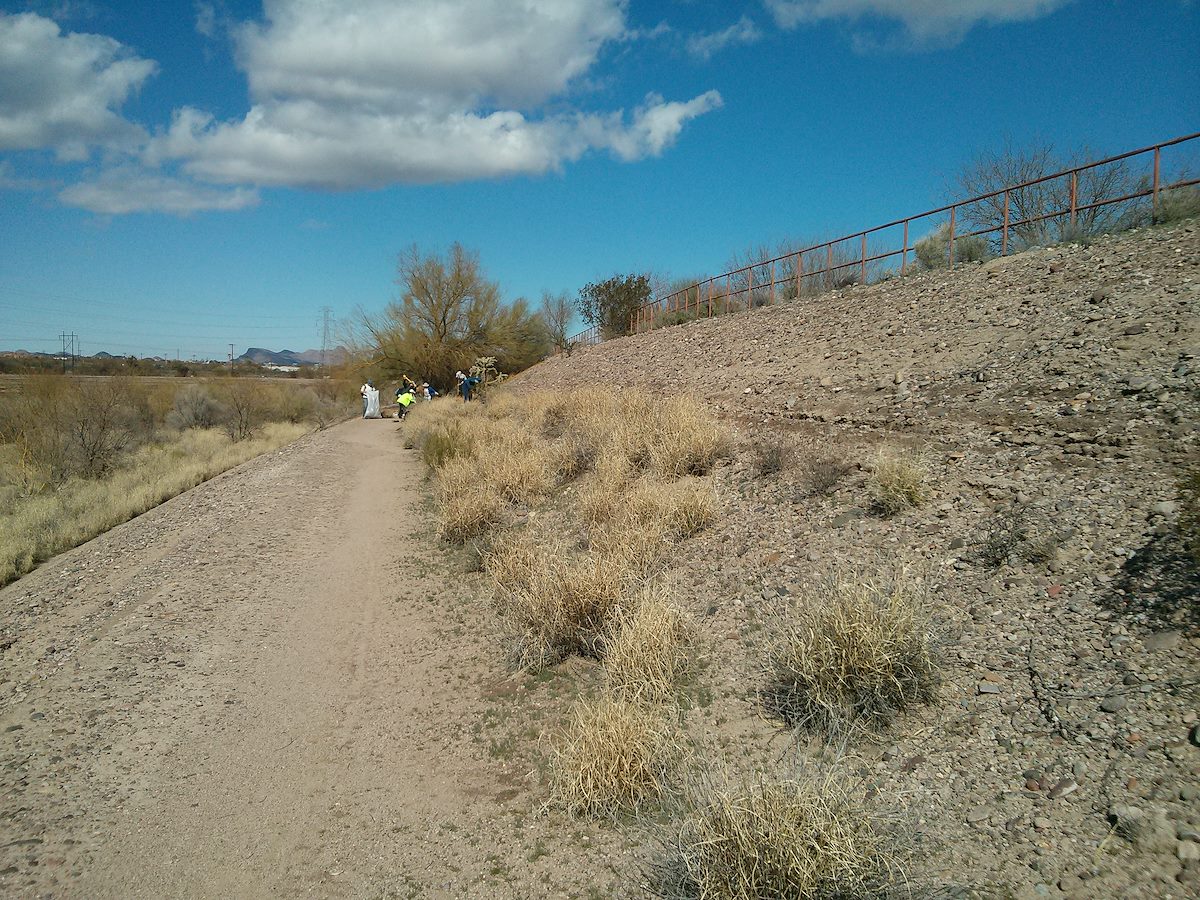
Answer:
top-left (358, 370), bottom-right (481, 420)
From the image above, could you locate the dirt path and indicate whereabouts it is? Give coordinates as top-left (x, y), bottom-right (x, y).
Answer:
top-left (0, 419), bottom-right (623, 899)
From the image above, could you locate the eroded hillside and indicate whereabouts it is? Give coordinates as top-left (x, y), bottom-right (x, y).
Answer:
top-left (512, 220), bottom-right (1199, 897)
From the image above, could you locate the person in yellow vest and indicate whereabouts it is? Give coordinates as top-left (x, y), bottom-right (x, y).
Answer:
top-left (395, 386), bottom-right (417, 420)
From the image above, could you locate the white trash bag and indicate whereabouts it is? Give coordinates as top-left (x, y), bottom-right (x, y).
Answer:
top-left (364, 387), bottom-right (381, 418)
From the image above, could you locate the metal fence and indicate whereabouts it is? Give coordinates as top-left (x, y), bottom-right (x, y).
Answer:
top-left (562, 131), bottom-right (1198, 348)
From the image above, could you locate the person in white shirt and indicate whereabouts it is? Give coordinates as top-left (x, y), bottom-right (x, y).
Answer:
top-left (360, 380), bottom-right (373, 417)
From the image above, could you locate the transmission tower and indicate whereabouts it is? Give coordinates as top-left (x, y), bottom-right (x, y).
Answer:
top-left (320, 306), bottom-right (333, 369)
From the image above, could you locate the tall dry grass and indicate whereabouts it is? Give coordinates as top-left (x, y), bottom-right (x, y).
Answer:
top-left (652, 770), bottom-right (899, 899)
top-left (547, 693), bottom-right (683, 819)
top-left (0, 423), bottom-right (309, 586)
top-left (761, 567), bottom-right (940, 737)
top-left (602, 584), bottom-right (694, 703)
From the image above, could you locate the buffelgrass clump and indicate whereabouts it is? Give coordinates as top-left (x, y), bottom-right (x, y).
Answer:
top-left (650, 772), bottom-right (899, 899)
top-left (914, 222), bottom-right (989, 269)
top-left (648, 396), bottom-right (730, 477)
top-left (803, 455), bottom-right (854, 497)
top-left (1156, 184), bottom-right (1200, 225)
top-left (420, 420), bottom-right (476, 470)
top-left (762, 568), bottom-right (939, 736)
top-left (547, 694), bottom-right (681, 819)
top-left (486, 532), bottom-right (633, 667)
top-left (868, 448), bottom-right (928, 516)
top-left (602, 584), bottom-right (693, 703)
top-left (753, 434), bottom-right (793, 477)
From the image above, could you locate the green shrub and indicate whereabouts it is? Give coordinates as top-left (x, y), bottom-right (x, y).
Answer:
top-left (915, 222), bottom-right (989, 269)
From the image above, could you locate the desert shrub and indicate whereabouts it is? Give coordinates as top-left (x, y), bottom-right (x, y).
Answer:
top-left (914, 222), bottom-right (989, 269)
top-left (167, 384), bottom-right (228, 430)
top-left (972, 506), bottom-right (1061, 569)
top-left (868, 448), bottom-right (928, 516)
top-left (211, 378), bottom-right (264, 441)
top-left (1157, 184), bottom-right (1200, 224)
top-left (548, 694), bottom-right (680, 818)
top-left (802, 455), bottom-right (853, 497)
top-left (651, 773), bottom-right (897, 900)
top-left (577, 272), bottom-right (653, 339)
top-left (762, 567), bottom-right (939, 736)
top-left (602, 585), bottom-right (693, 703)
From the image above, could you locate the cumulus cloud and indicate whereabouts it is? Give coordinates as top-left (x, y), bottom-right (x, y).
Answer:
top-left (0, 11), bottom-right (155, 155)
top-left (146, 0), bottom-right (722, 190)
top-left (764, 0), bottom-right (1072, 45)
top-left (3, 2), bottom-right (723, 212)
top-left (58, 166), bottom-right (260, 214)
top-left (686, 16), bottom-right (763, 60)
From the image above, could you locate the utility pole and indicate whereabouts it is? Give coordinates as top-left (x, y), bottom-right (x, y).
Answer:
top-left (319, 305), bottom-right (332, 369)
top-left (228, 343), bottom-right (235, 374)
top-left (71, 333), bottom-right (78, 371)
top-left (60, 331), bottom-right (68, 372)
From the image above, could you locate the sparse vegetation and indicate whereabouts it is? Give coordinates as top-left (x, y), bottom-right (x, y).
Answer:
top-left (547, 694), bottom-right (682, 819)
top-left (602, 585), bottom-right (693, 704)
top-left (651, 772), bottom-right (898, 900)
top-left (0, 374), bottom-right (348, 585)
top-left (915, 222), bottom-right (990, 269)
top-left (752, 434), bottom-right (793, 477)
top-left (762, 567), bottom-right (940, 736)
top-left (868, 448), bottom-right (928, 516)
top-left (972, 506), bottom-right (1061, 569)
top-left (803, 455), bottom-right (853, 497)
top-left (1156, 184), bottom-right (1200, 225)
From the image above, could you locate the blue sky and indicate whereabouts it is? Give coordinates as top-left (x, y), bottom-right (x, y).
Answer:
top-left (1, 0), bottom-right (1197, 360)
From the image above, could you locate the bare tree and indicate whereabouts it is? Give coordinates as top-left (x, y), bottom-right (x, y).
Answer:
top-left (539, 290), bottom-right (574, 354)
top-left (954, 140), bottom-right (1143, 249)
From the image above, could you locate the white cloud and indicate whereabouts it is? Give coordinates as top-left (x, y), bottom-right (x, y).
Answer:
top-left (686, 16), bottom-right (763, 60)
top-left (145, 0), bottom-right (722, 190)
top-left (194, 1), bottom-right (217, 38)
top-left (3, 2), bottom-right (722, 212)
top-left (58, 166), bottom-right (260, 214)
top-left (764, 0), bottom-right (1072, 45)
top-left (0, 12), bottom-right (155, 154)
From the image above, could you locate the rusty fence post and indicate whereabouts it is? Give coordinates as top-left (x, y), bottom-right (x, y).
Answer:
top-left (1002, 190), bottom-right (1010, 256)
top-left (1069, 171), bottom-right (1078, 228)
top-left (795, 252), bottom-right (803, 299)
top-left (901, 220), bottom-right (909, 274)
top-left (1152, 147), bottom-right (1161, 223)
top-left (746, 266), bottom-right (753, 311)
top-left (860, 233), bottom-right (867, 285)
top-left (825, 243), bottom-right (833, 290)
top-left (948, 206), bottom-right (956, 267)
top-left (769, 259), bottom-right (776, 305)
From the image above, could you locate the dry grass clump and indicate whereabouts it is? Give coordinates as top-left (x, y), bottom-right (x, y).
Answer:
top-left (647, 396), bottom-right (730, 478)
top-left (868, 447), bottom-right (928, 515)
top-left (802, 454), bottom-right (854, 497)
top-left (652, 773), bottom-right (897, 900)
top-left (486, 532), bottom-right (634, 666)
top-left (547, 694), bottom-right (682, 819)
top-left (753, 434), bottom-right (794, 477)
top-left (762, 568), bottom-right (939, 736)
top-left (602, 584), bottom-right (693, 703)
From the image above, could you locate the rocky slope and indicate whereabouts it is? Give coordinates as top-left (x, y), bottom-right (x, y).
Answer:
top-left (514, 220), bottom-right (1199, 897)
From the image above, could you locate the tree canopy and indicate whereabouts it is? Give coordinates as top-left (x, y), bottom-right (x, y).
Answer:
top-left (360, 243), bottom-right (549, 389)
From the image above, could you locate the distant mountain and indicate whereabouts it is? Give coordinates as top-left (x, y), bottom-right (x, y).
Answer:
top-left (237, 347), bottom-right (348, 367)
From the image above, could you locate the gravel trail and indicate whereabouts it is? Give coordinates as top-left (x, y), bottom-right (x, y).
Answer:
top-left (0, 419), bottom-right (549, 898)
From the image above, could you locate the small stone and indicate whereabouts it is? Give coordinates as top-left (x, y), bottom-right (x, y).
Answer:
top-left (1124, 323), bottom-right (1149, 335)
top-left (1033, 816), bottom-right (1053, 830)
top-left (1145, 631), bottom-right (1182, 652)
top-left (967, 806), bottom-right (990, 824)
top-left (1181, 785), bottom-right (1199, 802)
top-left (1152, 500), bottom-right (1179, 517)
top-left (1179, 842), bottom-right (1200, 863)
top-left (1100, 696), bottom-right (1127, 713)
top-left (1049, 778), bottom-right (1078, 800)
top-left (977, 682), bottom-right (1002, 695)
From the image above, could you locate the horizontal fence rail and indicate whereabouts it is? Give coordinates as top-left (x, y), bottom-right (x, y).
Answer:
top-left (562, 131), bottom-right (1198, 349)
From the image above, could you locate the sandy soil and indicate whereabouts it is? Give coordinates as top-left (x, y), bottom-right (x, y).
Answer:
top-left (0, 419), bottom-right (625, 899)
